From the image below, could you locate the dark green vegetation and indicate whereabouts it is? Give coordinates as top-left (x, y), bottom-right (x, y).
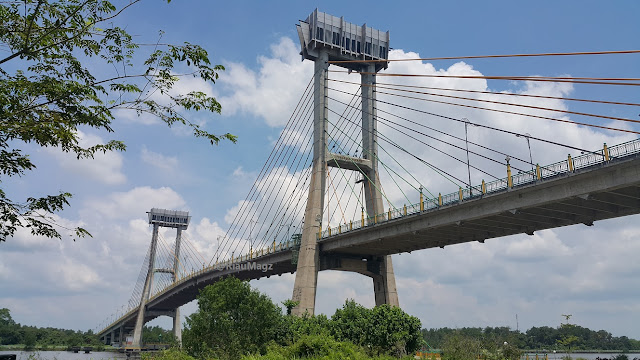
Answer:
top-left (0, 0), bottom-right (234, 242)
top-left (179, 277), bottom-right (422, 360)
top-left (0, 308), bottom-right (102, 350)
top-left (0, 307), bottom-right (172, 351)
top-left (423, 326), bottom-right (640, 352)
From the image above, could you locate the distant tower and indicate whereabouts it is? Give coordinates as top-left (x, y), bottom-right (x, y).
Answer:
top-left (131, 208), bottom-right (191, 348)
top-left (292, 9), bottom-right (398, 316)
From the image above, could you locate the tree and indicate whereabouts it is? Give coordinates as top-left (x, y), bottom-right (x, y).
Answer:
top-left (330, 299), bottom-right (369, 346)
top-left (331, 300), bottom-right (423, 357)
top-left (441, 332), bottom-right (481, 360)
top-left (22, 328), bottom-right (36, 350)
top-left (182, 277), bottom-right (282, 360)
top-left (0, 0), bottom-right (236, 242)
top-left (364, 304), bottom-right (423, 357)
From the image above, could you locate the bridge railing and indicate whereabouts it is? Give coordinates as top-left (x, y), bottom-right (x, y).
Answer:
top-left (609, 139), bottom-right (640, 158)
top-left (539, 160), bottom-right (568, 179)
top-left (511, 169), bottom-right (537, 187)
top-left (573, 150), bottom-right (606, 170)
top-left (484, 178), bottom-right (509, 194)
top-left (319, 139), bottom-right (640, 240)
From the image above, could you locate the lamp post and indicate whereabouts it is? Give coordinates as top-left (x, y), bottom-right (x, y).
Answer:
top-left (463, 118), bottom-right (472, 195)
top-left (517, 133), bottom-right (534, 174)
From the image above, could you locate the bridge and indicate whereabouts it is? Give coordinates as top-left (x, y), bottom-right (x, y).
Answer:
top-left (97, 9), bottom-right (640, 348)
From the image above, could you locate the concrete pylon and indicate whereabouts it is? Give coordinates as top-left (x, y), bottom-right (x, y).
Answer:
top-left (172, 228), bottom-right (183, 344)
top-left (292, 9), bottom-right (397, 315)
top-left (361, 64), bottom-right (399, 307)
top-left (132, 223), bottom-right (159, 348)
top-left (131, 209), bottom-right (191, 348)
top-left (291, 50), bottom-right (329, 316)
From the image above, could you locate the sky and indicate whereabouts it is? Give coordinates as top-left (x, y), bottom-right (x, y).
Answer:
top-left (1, 0), bottom-right (639, 339)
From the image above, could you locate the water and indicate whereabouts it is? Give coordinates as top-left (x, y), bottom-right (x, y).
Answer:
top-left (0, 351), bottom-right (127, 360)
top-left (524, 353), bottom-right (640, 360)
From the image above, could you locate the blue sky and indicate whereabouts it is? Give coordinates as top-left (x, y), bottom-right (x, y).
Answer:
top-left (1, 0), bottom-right (639, 339)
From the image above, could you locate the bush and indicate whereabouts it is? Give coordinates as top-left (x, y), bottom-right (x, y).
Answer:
top-left (442, 332), bottom-right (481, 360)
top-left (183, 277), bottom-right (282, 360)
top-left (142, 348), bottom-right (197, 360)
top-left (331, 300), bottom-right (422, 357)
top-left (243, 333), bottom-right (413, 360)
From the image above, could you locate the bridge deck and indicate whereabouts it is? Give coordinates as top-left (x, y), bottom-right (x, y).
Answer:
top-left (99, 139), bottom-right (640, 338)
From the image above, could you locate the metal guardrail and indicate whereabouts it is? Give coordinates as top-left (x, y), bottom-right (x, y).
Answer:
top-left (321, 139), bottom-right (640, 240)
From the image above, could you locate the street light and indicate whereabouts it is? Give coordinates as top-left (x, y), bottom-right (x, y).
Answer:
top-left (463, 118), bottom-right (472, 195)
top-left (516, 133), bottom-right (534, 174)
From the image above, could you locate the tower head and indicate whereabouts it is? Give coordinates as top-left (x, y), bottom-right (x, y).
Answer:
top-left (147, 208), bottom-right (191, 229)
top-left (296, 9), bottom-right (390, 72)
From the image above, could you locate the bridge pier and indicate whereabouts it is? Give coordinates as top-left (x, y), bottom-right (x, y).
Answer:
top-left (373, 256), bottom-right (399, 306)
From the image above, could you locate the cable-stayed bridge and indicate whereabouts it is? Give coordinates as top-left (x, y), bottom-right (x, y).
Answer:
top-left (97, 9), bottom-right (640, 348)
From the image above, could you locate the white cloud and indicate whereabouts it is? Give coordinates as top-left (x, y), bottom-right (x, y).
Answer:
top-left (45, 130), bottom-right (126, 185)
top-left (219, 37), bottom-right (314, 127)
top-left (140, 147), bottom-right (179, 171)
top-left (84, 186), bottom-right (187, 221)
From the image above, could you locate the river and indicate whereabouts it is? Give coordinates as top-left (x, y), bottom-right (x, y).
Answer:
top-left (0, 351), bottom-right (127, 360)
top-left (2, 350), bottom-right (640, 359)
top-left (524, 353), bottom-right (640, 360)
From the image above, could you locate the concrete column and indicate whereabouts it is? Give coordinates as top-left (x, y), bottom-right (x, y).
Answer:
top-left (361, 64), bottom-right (399, 307)
top-left (172, 228), bottom-right (183, 344)
top-left (132, 223), bottom-right (159, 348)
top-left (291, 50), bottom-right (329, 316)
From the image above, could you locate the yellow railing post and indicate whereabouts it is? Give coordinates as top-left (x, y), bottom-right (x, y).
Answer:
top-left (361, 207), bottom-right (365, 226)
top-left (536, 164), bottom-right (541, 179)
top-left (603, 142), bottom-right (610, 161)
top-left (482, 179), bottom-right (486, 194)
top-left (339, 225), bottom-right (341, 234)
top-left (272, 240), bottom-right (276, 252)
top-left (349, 220), bottom-right (352, 230)
top-left (459, 187), bottom-right (463, 201)
top-left (404, 204), bottom-right (407, 216)
top-left (388, 209), bottom-right (391, 221)
top-left (250, 248), bottom-right (253, 259)
top-left (507, 162), bottom-right (513, 188)
top-left (318, 226), bottom-right (322, 239)
top-left (438, 193), bottom-right (442, 206)
top-left (328, 226), bottom-right (331, 236)
top-left (568, 153), bottom-right (574, 171)
top-left (419, 186), bottom-right (424, 211)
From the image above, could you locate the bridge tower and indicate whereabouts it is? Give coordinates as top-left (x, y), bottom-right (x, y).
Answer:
top-left (292, 9), bottom-right (398, 315)
top-left (131, 208), bottom-right (191, 348)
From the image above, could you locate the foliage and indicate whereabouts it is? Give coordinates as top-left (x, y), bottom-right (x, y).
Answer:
top-left (422, 326), bottom-right (640, 352)
top-left (143, 325), bottom-right (175, 344)
top-left (365, 304), bottom-right (423, 357)
top-left (330, 300), bottom-right (422, 357)
top-left (22, 329), bottom-right (36, 351)
top-left (275, 312), bottom-right (332, 346)
top-left (0, 0), bottom-right (235, 242)
top-left (242, 333), bottom-right (414, 360)
top-left (182, 277), bottom-right (282, 360)
top-left (331, 300), bottom-right (370, 346)
top-left (0, 307), bottom-right (107, 348)
top-left (441, 332), bottom-right (481, 360)
top-left (282, 299), bottom-right (299, 316)
top-left (142, 347), bottom-right (197, 360)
